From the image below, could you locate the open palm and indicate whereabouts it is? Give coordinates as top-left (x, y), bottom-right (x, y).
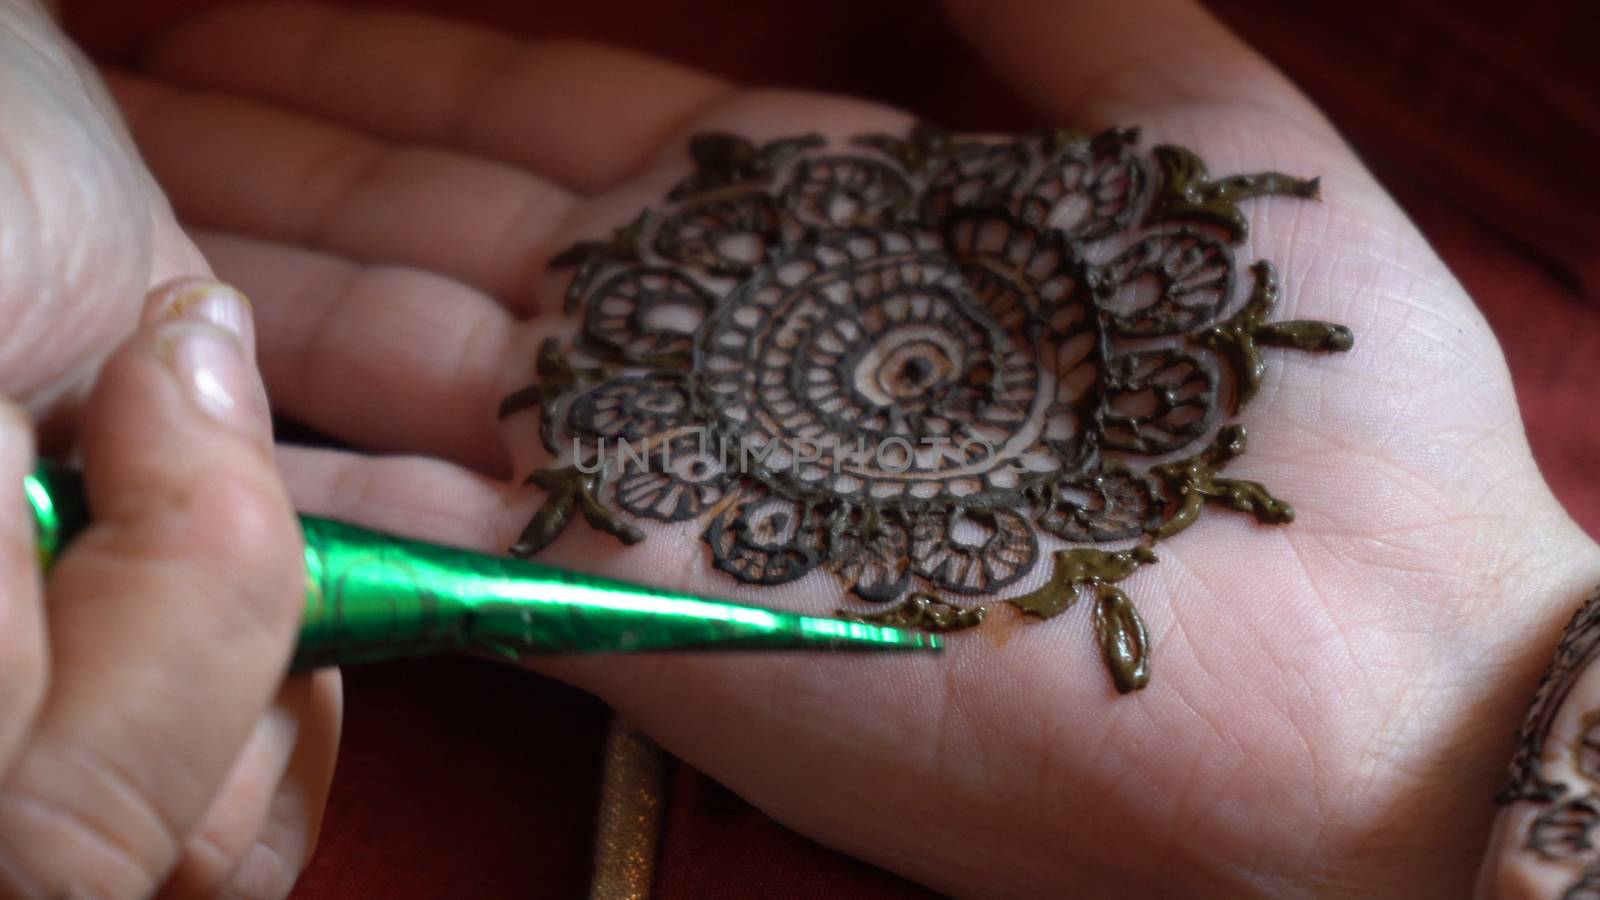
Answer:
top-left (112, 1), bottom-right (1600, 896)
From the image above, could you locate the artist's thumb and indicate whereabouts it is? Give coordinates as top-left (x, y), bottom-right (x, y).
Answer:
top-left (0, 277), bottom-right (302, 898)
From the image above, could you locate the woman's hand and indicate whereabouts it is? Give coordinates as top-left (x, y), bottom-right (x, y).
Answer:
top-left (0, 4), bottom-right (339, 897)
top-left (0, 0), bottom-right (203, 426)
top-left (105, 1), bottom-right (1599, 896)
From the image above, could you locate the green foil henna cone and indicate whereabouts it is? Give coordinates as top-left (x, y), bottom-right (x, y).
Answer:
top-left (507, 122), bottom-right (1353, 694)
top-left (22, 461), bottom-right (941, 669)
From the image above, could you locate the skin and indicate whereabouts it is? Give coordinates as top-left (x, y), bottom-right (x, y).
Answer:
top-left (0, 2), bottom-right (338, 897)
top-left (1, 0), bottom-right (1596, 896)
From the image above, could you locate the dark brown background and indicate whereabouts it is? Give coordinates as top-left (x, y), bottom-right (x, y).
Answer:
top-left (58, 0), bottom-right (1600, 896)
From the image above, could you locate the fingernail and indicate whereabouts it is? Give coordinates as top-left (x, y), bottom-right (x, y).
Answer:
top-left (146, 280), bottom-right (256, 358)
top-left (158, 322), bottom-right (264, 433)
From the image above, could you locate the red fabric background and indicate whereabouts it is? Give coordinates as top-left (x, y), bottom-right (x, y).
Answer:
top-left (60, 1), bottom-right (1600, 896)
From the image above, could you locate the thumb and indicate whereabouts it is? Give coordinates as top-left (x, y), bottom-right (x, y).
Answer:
top-left (0, 277), bottom-right (302, 898)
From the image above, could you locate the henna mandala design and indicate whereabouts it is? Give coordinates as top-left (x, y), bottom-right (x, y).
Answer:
top-left (503, 125), bottom-right (1353, 692)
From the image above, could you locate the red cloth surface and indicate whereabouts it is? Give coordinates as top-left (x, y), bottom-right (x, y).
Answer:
top-left (58, 1), bottom-right (1600, 897)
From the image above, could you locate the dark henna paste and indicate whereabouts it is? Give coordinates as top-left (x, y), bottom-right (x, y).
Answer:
top-left (1145, 144), bottom-right (1320, 240)
top-left (503, 124), bottom-right (1352, 692)
top-left (838, 593), bottom-right (987, 633)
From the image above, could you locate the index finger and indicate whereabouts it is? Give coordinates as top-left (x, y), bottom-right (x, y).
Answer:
top-left (141, 2), bottom-right (735, 194)
top-left (943, 0), bottom-right (1340, 142)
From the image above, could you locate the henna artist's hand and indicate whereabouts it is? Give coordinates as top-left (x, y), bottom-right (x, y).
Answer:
top-left (0, 0), bottom-right (207, 430)
top-left (0, 4), bottom-right (339, 897)
top-left (107, 2), bottom-right (1600, 897)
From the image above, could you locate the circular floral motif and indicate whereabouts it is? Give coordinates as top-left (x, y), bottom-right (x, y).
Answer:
top-left (509, 124), bottom-right (1352, 685)
top-left (704, 487), bottom-right (821, 585)
top-left (694, 222), bottom-right (1059, 506)
top-left (566, 373), bottom-right (692, 442)
top-left (655, 193), bottom-right (782, 275)
top-left (781, 156), bottom-right (911, 228)
top-left (614, 433), bottom-right (727, 522)
top-left (825, 510), bottom-right (913, 602)
top-left (582, 268), bottom-right (714, 364)
top-left (910, 507), bottom-right (1038, 595)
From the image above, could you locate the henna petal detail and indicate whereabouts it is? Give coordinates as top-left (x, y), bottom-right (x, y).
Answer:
top-left (1144, 144), bottom-right (1320, 240)
top-left (513, 466), bottom-right (644, 557)
top-left (1096, 231), bottom-right (1235, 336)
top-left (837, 593), bottom-right (987, 632)
top-left (1093, 585), bottom-right (1151, 694)
top-left (705, 490), bottom-right (822, 586)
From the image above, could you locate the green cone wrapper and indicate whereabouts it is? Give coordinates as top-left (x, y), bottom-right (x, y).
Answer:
top-left (23, 461), bottom-right (940, 669)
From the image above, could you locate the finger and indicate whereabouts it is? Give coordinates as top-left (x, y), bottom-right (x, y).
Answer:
top-left (224, 670), bottom-right (340, 900)
top-left (0, 9), bottom-right (151, 414)
top-left (0, 400), bottom-right (46, 766)
top-left (194, 231), bottom-right (529, 477)
top-left (141, 2), bottom-right (735, 193)
top-left (6, 0), bottom-right (214, 291)
top-left (106, 72), bottom-right (577, 315)
top-left (273, 444), bottom-right (534, 555)
top-left (0, 279), bottom-right (303, 898)
top-left (160, 670), bottom-right (340, 900)
top-left (157, 680), bottom-right (303, 898)
top-left (943, 0), bottom-right (1336, 142)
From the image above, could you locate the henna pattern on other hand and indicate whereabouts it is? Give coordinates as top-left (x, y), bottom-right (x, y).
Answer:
top-left (1503, 589), bottom-right (1600, 806)
top-left (1494, 587), bottom-right (1600, 896)
top-left (502, 124), bottom-right (1353, 693)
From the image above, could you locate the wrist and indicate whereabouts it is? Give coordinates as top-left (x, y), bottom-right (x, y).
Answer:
top-left (1317, 484), bottom-right (1600, 898)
